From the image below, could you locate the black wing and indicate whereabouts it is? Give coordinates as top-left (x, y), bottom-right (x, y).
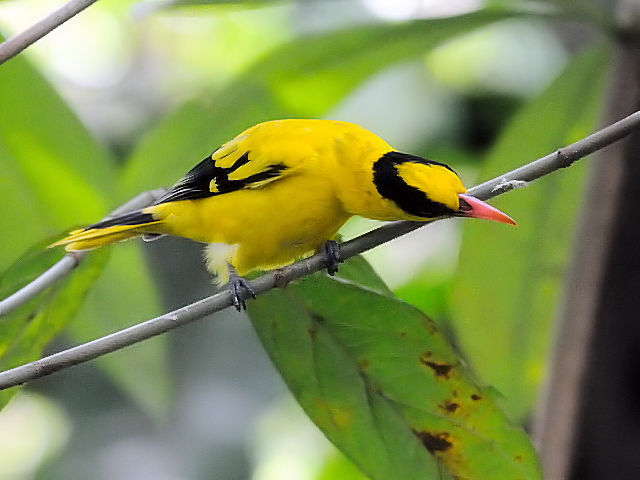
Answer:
top-left (155, 151), bottom-right (288, 205)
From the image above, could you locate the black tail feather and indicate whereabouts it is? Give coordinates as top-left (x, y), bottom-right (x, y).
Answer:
top-left (86, 211), bottom-right (156, 230)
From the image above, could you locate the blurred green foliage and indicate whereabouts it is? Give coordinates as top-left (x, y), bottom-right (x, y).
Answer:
top-left (315, 453), bottom-right (370, 480)
top-left (0, 39), bottom-right (110, 267)
top-left (0, 1), bottom-right (615, 478)
top-left (120, 9), bottom-right (512, 199)
top-left (451, 45), bottom-right (610, 421)
top-left (0, 243), bottom-right (108, 409)
top-left (0, 36), bottom-right (168, 417)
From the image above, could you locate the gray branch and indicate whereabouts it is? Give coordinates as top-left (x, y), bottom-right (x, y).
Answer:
top-left (0, 0), bottom-right (100, 66)
top-left (1, 110), bottom-right (640, 390)
top-left (0, 189), bottom-right (167, 318)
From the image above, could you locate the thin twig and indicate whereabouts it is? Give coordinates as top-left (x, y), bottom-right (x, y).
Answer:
top-left (1, 110), bottom-right (640, 390)
top-left (0, 253), bottom-right (85, 317)
top-left (0, 0), bottom-right (100, 66)
top-left (0, 189), bottom-right (167, 318)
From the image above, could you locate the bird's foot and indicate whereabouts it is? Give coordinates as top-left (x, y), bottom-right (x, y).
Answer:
top-left (323, 240), bottom-right (344, 276)
top-left (228, 266), bottom-right (256, 311)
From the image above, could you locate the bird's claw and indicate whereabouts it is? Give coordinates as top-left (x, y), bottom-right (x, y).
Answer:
top-left (323, 240), bottom-right (344, 276)
top-left (228, 274), bottom-right (256, 311)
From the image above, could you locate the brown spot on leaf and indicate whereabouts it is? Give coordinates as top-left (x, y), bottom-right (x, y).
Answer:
top-left (399, 331), bottom-right (407, 338)
top-left (310, 312), bottom-right (326, 324)
top-left (515, 454), bottom-right (523, 463)
top-left (423, 319), bottom-right (438, 334)
top-left (441, 400), bottom-right (460, 413)
top-left (420, 355), bottom-right (453, 378)
top-left (471, 394), bottom-right (482, 401)
top-left (360, 358), bottom-right (370, 370)
top-left (332, 407), bottom-right (353, 428)
top-left (307, 326), bottom-right (316, 338)
top-left (413, 430), bottom-right (453, 453)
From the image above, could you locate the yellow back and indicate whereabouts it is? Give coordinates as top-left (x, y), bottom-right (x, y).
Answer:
top-left (219, 119), bottom-right (466, 221)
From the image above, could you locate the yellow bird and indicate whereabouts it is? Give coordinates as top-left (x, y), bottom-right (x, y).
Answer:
top-left (52, 119), bottom-right (515, 310)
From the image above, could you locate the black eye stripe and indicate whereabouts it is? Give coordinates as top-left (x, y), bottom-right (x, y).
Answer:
top-left (379, 151), bottom-right (458, 173)
top-left (372, 151), bottom-right (456, 218)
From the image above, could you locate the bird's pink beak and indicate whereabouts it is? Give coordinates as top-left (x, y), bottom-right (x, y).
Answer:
top-left (457, 193), bottom-right (517, 226)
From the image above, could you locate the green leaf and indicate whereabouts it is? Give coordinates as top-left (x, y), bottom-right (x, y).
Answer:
top-left (0, 237), bottom-right (64, 301)
top-left (0, 35), bottom-right (115, 270)
top-left (396, 276), bottom-right (453, 328)
top-left (332, 255), bottom-right (393, 296)
top-left (249, 260), bottom-right (541, 480)
top-left (120, 9), bottom-right (514, 197)
top-left (67, 244), bottom-right (171, 420)
top-left (450, 45), bottom-right (611, 421)
top-left (0, 244), bottom-right (109, 410)
top-left (0, 34), bottom-right (115, 192)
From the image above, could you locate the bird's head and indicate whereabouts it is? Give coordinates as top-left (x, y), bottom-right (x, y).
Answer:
top-left (373, 151), bottom-right (516, 225)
